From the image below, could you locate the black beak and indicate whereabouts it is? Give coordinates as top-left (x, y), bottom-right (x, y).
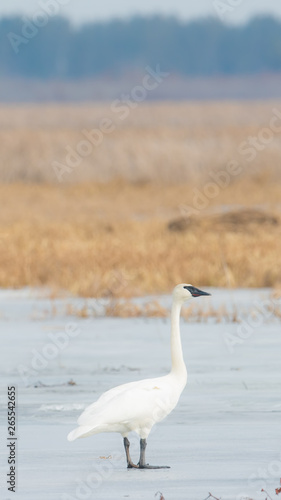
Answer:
top-left (184, 286), bottom-right (211, 297)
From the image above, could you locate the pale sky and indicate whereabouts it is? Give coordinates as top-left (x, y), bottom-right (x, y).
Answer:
top-left (1, 0), bottom-right (281, 24)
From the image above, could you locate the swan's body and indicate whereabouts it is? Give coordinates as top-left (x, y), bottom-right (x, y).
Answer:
top-left (67, 284), bottom-right (210, 468)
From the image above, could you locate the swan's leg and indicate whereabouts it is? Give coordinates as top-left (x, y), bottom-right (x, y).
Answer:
top-left (138, 438), bottom-right (170, 469)
top-left (123, 437), bottom-right (139, 469)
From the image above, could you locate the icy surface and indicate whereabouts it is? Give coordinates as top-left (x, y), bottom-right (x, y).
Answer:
top-left (0, 288), bottom-right (280, 500)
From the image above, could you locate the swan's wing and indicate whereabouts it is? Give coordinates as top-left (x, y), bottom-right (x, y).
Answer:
top-left (77, 379), bottom-right (142, 425)
top-left (77, 376), bottom-right (175, 428)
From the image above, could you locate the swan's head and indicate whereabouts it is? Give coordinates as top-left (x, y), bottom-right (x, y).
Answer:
top-left (173, 283), bottom-right (211, 303)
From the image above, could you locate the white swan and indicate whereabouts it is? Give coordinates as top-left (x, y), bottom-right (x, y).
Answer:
top-left (67, 284), bottom-right (210, 468)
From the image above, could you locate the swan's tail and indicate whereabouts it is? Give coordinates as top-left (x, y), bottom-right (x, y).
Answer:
top-left (67, 425), bottom-right (95, 441)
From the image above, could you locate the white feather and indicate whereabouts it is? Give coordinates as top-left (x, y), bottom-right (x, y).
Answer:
top-left (67, 284), bottom-right (210, 461)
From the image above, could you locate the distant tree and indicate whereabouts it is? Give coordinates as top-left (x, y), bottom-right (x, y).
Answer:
top-left (0, 15), bottom-right (281, 79)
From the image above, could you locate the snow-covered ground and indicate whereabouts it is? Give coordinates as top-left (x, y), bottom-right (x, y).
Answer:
top-left (0, 288), bottom-right (280, 500)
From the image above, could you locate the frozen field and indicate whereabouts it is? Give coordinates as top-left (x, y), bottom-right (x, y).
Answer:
top-left (0, 288), bottom-right (280, 500)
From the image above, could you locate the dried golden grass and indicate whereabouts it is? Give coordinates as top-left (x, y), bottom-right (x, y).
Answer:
top-left (0, 180), bottom-right (280, 297)
top-left (104, 300), bottom-right (168, 318)
top-left (0, 102), bottom-right (281, 297)
top-left (168, 209), bottom-right (280, 233)
top-left (0, 101), bottom-right (281, 184)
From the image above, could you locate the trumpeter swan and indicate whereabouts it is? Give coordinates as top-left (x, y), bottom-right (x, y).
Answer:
top-left (67, 284), bottom-right (211, 468)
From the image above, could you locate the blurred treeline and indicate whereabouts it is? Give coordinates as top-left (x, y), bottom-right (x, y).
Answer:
top-left (0, 15), bottom-right (281, 79)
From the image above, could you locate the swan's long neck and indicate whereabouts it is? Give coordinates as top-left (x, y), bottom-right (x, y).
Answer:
top-left (170, 299), bottom-right (187, 381)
